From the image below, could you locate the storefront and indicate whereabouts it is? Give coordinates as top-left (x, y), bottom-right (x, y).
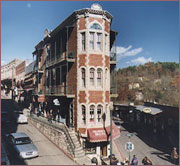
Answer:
top-left (83, 123), bottom-right (120, 159)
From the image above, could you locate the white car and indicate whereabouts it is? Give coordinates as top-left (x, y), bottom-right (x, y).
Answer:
top-left (6, 133), bottom-right (38, 159)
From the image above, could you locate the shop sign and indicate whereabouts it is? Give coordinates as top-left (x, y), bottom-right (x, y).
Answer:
top-left (143, 108), bottom-right (151, 113)
top-left (92, 130), bottom-right (106, 136)
top-left (125, 142), bottom-right (134, 152)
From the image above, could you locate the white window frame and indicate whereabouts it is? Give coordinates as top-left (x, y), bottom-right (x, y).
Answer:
top-left (82, 105), bottom-right (86, 124)
top-left (81, 68), bottom-right (86, 87)
top-left (90, 68), bottom-right (95, 86)
top-left (97, 68), bottom-right (102, 87)
top-left (90, 105), bottom-right (95, 122)
top-left (81, 32), bottom-right (86, 51)
top-left (97, 105), bottom-right (102, 122)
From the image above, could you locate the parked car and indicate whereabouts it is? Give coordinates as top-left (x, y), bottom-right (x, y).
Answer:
top-left (6, 133), bottom-right (38, 159)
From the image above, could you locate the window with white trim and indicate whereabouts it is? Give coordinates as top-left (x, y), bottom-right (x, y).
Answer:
top-left (82, 105), bottom-right (86, 124)
top-left (97, 105), bottom-right (102, 122)
top-left (90, 68), bottom-right (95, 86)
top-left (97, 68), bottom-right (102, 87)
top-left (97, 33), bottom-right (102, 50)
top-left (90, 105), bottom-right (95, 122)
top-left (81, 32), bottom-right (86, 51)
top-left (81, 68), bottom-right (86, 87)
top-left (90, 32), bottom-right (95, 50)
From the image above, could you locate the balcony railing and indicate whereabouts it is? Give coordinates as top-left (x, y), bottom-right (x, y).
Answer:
top-left (46, 52), bottom-right (75, 68)
top-left (45, 85), bottom-right (75, 97)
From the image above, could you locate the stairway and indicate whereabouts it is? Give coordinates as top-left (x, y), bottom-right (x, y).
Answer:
top-left (68, 129), bottom-right (85, 158)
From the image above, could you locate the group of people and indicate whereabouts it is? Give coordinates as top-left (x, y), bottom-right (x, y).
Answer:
top-left (124, 155), bottom-right (152, 165)
top-left (123, 147), bottom-right (179, 166)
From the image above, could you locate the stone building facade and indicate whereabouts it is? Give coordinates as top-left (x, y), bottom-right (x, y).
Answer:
top-left (32, 4), bottom-right (119, 158)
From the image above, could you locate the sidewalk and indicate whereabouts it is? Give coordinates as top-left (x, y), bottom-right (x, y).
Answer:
top-left (113, 124), bottom-right (174, 165)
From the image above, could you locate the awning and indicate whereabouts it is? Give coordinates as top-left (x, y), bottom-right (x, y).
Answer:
top-left (87, 122), bottom-right (120, 143)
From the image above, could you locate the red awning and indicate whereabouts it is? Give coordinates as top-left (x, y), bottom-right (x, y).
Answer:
top-left (87, 122), bottom-right (120, 143)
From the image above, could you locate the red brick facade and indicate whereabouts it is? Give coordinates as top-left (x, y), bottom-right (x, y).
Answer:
top-left (79, 54), bottom-right (86, 67)
top-left (79, 17), bottom-right (86, 30)
top-left (88, 54), bottom-right (103, 67)
top-left (88, 91), bottom-right (103, 104)
top-left (105, 91), bottom-right (110, 103)
top-left (105, 55), bottom-right (110, 69)
top-left (104, 20), bottom-right (109, 33)
top-left (88, 17), bottom-right (103, 24)
top-left (78, 91), bottom-right (87, 103)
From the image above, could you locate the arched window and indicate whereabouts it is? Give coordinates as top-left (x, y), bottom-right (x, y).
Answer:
top-left (97, 68), bottom-right (102, 87)
top-left (90, 68), bottom-right (95, 86)
top-left (81, 68), bottom-right (86, 87)
top-left (82, 105), bottom-right (86, 124)
top-left (97, 105), bottom-right (103, 122)
top-left (90, 105), bottom-right (95, 122)
top-left (90, 23), bottom-right (102, 30)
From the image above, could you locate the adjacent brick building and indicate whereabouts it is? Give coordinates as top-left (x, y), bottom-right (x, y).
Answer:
top-left (32, 4), bottom-right (119, 158)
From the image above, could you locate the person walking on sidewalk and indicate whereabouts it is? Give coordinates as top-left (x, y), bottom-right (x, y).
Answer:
top-left (142, 156), bottom-right (152, 165)
top-left (131, 155), bottom-right (138, 165)
top-left (171, 147), bottom-right (179, 165)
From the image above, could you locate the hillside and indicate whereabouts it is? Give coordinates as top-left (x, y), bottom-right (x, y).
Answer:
top-left (116, 62), bottom-right (179, 106)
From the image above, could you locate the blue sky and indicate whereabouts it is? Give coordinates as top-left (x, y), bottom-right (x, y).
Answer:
top-left (1, 1), bottom-right (179, 68)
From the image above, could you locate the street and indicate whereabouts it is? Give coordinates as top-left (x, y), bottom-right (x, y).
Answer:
top-left (113, 119), bottom-right (174, 165)
top-left (1, 94), bottom-right (76, 165)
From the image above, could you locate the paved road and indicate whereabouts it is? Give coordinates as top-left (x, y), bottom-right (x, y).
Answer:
top-left (113, 119), bottom-right (174, 165)
top-left (1, 94), bottom-right (76, 165)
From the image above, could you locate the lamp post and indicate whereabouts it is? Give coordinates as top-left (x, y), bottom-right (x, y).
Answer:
top-left (109, 102), bottom-right (114, 158)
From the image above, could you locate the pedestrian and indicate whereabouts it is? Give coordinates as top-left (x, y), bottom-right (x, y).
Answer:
top-left (171, 147), bottom-right (179, 165)
top-left (142, 156), bottom-right (152, 165)
top-left (53, 98), bottom-right (60, 121)
top-left (131, 155), bottom-right (138, 165)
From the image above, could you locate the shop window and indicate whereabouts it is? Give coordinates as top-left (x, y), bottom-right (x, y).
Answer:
top-left (90, 68), bottom-right (95, 86)
top-left (90, 105), bottom-right (95, 122)
top-left (81, 68), bottom-right (86, 87)
top-left (89, 32), bottom-right (95, 50)
top-left (97, 68), bottom-right (102, 87)
top-left (82, 105), bottom-right (86, 124)
top-left (97, 105), bottom-right (102, 122)
top-left (81, 32), bottom-right (86, 51)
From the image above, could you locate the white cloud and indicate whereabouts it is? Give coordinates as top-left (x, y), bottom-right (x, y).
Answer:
top-left (116, 45), bottom-right (143, 59)
top-left (27, 3), bottom-right (31, 8)
top-left (127, 56), bottom-right (153, 65)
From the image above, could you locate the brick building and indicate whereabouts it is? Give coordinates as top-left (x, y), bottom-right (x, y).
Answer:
top-left (1, 59), bottom-right (22, 90)
top-left (32, 4), bottom-right (119, 158)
